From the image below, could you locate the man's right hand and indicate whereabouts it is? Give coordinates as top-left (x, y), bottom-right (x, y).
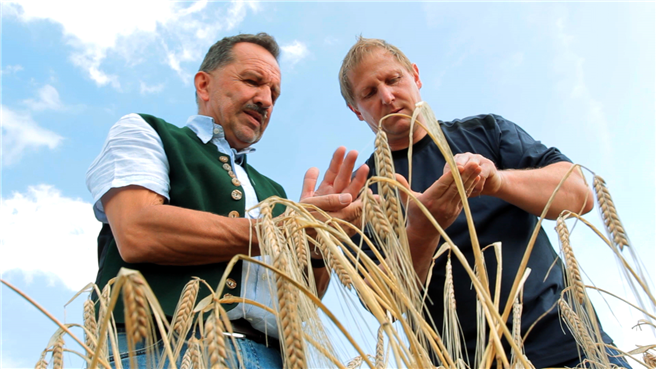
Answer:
top-left (396, 161), bottom-right (482, 283)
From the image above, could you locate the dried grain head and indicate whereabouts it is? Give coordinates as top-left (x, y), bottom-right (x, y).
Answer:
top-left (83, 298), bottom-right (98, 354)
top-left (205, 309), bottom-right (228, 369)
top-left (593, 175), bottom-right (630, 251)
top-left (122, 273), bottom-right (151, 345)
top-left (556, 217), bottom-right (586, 305)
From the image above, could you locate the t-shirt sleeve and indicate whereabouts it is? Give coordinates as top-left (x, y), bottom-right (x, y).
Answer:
top-left (85, 113), bottom-right (170, 223)
top-left (495, 114), bottom-right (571, 170)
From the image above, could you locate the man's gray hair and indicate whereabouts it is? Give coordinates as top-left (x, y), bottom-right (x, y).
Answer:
top-left (199, 32), bottom-right (280, 73)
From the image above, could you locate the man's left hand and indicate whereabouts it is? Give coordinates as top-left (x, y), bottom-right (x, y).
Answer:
top-left (445, 152), bottom-right (504, 197)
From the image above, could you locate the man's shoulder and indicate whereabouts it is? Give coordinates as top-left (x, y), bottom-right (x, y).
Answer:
top-left (440, 113), bottom-right (509, 131)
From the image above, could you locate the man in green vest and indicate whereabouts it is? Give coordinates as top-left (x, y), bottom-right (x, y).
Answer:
top-left (87, 32), bottom-right (367, 368)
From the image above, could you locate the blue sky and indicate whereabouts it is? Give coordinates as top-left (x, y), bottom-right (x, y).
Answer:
top-left (1, 1), bottom-right (654, 367)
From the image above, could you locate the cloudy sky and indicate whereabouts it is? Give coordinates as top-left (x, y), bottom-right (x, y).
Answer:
top-left (1, 1), bottom-right (654, 367)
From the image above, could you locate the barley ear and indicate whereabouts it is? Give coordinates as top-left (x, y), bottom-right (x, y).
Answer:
top-left (171, 279), bottom-right (200, 341)
top-left (593, 175), bottom-right (630, 251)
top-left (556, 217), bottom-right (586, 305)
top-left (34, 350), bottom-right (48, 369)
top-left (52, 336), bottom-right (64, 369)
top-left (375, 325), bottom-right (386, 369)
top-left (122, 274), bottom-right (151, 347)
top-left (83, 298), bottom-right (98, 356)
top-left (644, 351), bottom-right (656, 368)
top-left (205, 309), bottom-right (228, 369)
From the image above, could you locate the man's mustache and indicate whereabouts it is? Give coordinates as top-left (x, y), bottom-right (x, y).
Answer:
top-left (244, 104), bottom-right (268, 122)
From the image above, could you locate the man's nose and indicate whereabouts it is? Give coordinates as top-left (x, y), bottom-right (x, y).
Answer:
top-left (379, 86), bottom-right (394, 105)
top-left (253, 86), bottom-right (273, 109)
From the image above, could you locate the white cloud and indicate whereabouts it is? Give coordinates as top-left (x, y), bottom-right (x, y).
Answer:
top-left (5, 1), bottom-right (260, 89)
top-left (22, 84), bottom-right (63, 111)
top-left (281, 40), bottom-right (309, 67)
top-left (1, 106), bottom-right (64, 166)
top-left (0, 185), bottom-right (101, 291)
top-left (1, 64), bottom-right (23, 74)
top-left (140, 81), bottom-right (165, 95)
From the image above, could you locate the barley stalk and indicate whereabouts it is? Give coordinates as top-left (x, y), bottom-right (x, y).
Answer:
top-left (122, 274), bottom-right (150, 344)
top-left (83, 299), bottom-right (98, 355)
top-left (593, 175), bottom-right (630, 251)
top-left (34, 350), bottom-right (48, 369)
top-left (52, 336), bottom-right (64, 369)
top-left (172, 279), bottom-right (200, 338)
top-left (288, 216), bottom-right (308, 269)
top-left (363, 191), bottom-right (391, 240)
top-left (205, 310), bottom-right (227, 369)
top-left (374, 130), bottom-right (402, 236)
top-left (443, 256), bottom-right (462, 364)
top-left (644, 351), bottom-right (656, 368)
top-left (189, 337), bottom-right (204, 369)
top-left (275, 251), bottom-right (307, 369)
top-left (559, 300), bottom-right (596, 354)
top-left (556, 217), bottom-right (586, 305)
top-left (180, 346), bottom-right (193, 369)
top-left (375, 325), bottom-right (385, 369)
top-left (319, 234), bottom-right (352, 289)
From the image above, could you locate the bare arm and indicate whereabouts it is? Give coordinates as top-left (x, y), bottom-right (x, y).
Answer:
top-left (102, 185), bottom-right (261, 265)
top-left (449, 153), bottom-right (594, 220)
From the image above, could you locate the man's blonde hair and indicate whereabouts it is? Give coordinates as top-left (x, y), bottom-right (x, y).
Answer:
top-left (339, 36), bottom-right (414, 106)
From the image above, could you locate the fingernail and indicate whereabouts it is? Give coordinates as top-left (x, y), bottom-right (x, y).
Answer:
top-left (339, 193), bottom-right (352, 204)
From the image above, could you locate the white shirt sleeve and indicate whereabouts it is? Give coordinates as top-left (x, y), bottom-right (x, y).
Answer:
top-left (86, 113), bottom-right (170, 223)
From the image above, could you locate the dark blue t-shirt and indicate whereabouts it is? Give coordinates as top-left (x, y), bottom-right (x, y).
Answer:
top-left (358, 114), bottom-right (601, 368)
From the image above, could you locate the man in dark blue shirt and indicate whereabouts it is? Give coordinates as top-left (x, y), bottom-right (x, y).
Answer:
top-left (338, 36), bottom-right (630, 368)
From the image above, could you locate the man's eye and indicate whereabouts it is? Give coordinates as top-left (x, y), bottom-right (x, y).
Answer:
top-left (245, 79), bottom-right (257, 86)
top-left (364, 89), bottom-right (375, 98)
top-left (388, 77), bottom-right (400, 85)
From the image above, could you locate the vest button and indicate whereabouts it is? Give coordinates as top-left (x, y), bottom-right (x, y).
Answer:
top-left (222, 163), bottom-right (231, 171)
top-left (219, 156), bottom-right (229, 163)
top-left (231, 190), bottom-right (243, 200)
top-left (226, 278), bottom-right (237, 289)
top-left (227, 170), bottom-right (235, 178)
top-left (231, 178), bottom-right (241, 187)
top-left (228, 210), bottom-right (239, 218)
top-left (223, 293), bottom-right (234, 299)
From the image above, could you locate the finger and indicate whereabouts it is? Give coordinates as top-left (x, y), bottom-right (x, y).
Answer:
top-left (302, 193), bottom-right (353, 212)
top-left (333, 150), bottom-right (359, 193)
top-left (344, 163), bottom-right (369, 198)
top-left (300, 167), bottom-right (319, 200)
top-left (321, 146), bottom-right (347, 188)
top-left (395, 173), bottom-right (411, 205)
top-left (425, 170), bottom-right (456, 199)
top-left (446, 162), bottom-right (481, 203)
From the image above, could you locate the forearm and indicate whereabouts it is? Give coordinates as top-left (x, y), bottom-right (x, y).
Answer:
top-left (114, 204), bottom-right (260, 265)
top-left (405, 225), bottom-right (441, 284)
top-left (495, 162), bottom-right (594, 219)
top-left (312, 265), bottom-right (331, 298)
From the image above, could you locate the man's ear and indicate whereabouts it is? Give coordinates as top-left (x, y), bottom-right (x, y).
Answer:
top-left (412, 63), bottom-right (422, 90)
top-left (348, 104), bottom-right (365, 121)
top-left (194, 71), bottom-right (211, 103)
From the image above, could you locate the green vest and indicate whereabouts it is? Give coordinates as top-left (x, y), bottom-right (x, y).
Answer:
top-left (94, 114), bottom-right (287, 323)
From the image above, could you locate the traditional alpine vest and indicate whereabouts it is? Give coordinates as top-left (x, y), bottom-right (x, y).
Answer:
top-left (94, 114), bottom-right (287, 323)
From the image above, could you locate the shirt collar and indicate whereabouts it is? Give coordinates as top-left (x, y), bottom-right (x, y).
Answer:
top-left (185, 115), bottom-right (256, 160)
